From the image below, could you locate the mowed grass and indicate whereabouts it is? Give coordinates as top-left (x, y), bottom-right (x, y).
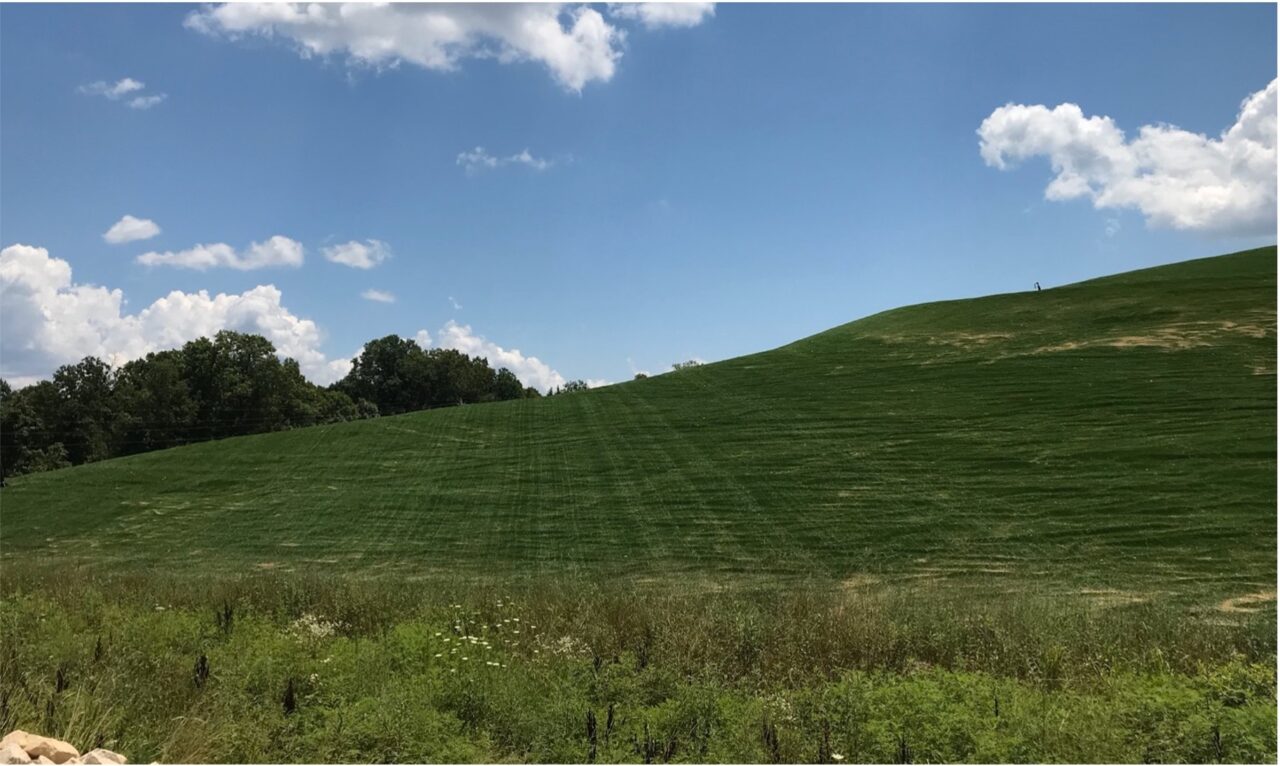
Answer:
top-left (2, 247), bottom-right (1275, 604)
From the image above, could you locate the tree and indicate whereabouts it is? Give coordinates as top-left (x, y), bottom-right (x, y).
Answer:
top-left (115, 350), bottom-right (196, 454)
top-left (493, 368), bottom-right (525, 401)
top-left (338, 335), bottom-right (423, 415)
top-left (52, 357), bottom-right (121, 464)
top-left (671, 360), bottom-right (702, 371)
top-left (1, 380), bottom-right (70, 478)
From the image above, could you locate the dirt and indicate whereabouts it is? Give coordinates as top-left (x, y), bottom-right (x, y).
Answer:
top-left (1077, 588), bottom-right (1150, 608)
top-left (839, 574), bottom-right (880, 589)
top-left (1217, 590), bottom-right (1276, 614)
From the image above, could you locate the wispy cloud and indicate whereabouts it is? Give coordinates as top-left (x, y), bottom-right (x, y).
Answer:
top-left (608, 3), bottom-right (716, 29)
top-left (137, 235), bottom-right (304, 271)
top-left (128, 94), bottom-right (167, 110)
top-left (457, 147), bottom-right (554, 175)
top-left (323, 239), bottom-right (391, 269)
top-left (79, 77), bottom-right (167, 108)
top-left (361, 289), bottom-right (395, 303)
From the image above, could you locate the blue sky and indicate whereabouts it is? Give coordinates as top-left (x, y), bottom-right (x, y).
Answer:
top-left (2, 3), bottom-right (1276, 389)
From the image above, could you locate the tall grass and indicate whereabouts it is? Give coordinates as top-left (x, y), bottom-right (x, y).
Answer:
top-left (1, 570), bottom-right (1274, 762)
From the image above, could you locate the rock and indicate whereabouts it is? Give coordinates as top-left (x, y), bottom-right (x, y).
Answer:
top-left (36, 759), bottom-right (54, 765)
top-left (0, 742), bottom-right (31, 765)
top-left (0, 735), bottom-right (35, 756)
top-left (80, 752), bottom-right (125, 766)
top-left (22, 737), bottom-right (77, 765)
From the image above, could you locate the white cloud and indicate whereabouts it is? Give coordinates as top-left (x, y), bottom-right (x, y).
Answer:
top-left (425, 320), bottom-right (565, 392)
top-left (1, 243), bottom-right (344, 386)
top-left (457, 146), bottom-right (553, 174)
top-left (323, 239), bottom-right (391, 269)
top-left (361, 289), bottom-right (395, 303)
top-left (448, 296), bottom-right (462, 310)
top-left (186, 3), bottom-right (628, 92)
top-left (79, 78), bottom-right (144, 99)
top-left (137, 235), bottom-right (304, 271)
top-left (608, 3), bottom-right (716, 29)
top-left (79, 77), bottom-right (166, 108)
top-left (103, 214), bottom-right (161, 244)
top-left (978, 78), bottom-right (1278, 237)
top-left (128, 94), bottom-right (167, 110)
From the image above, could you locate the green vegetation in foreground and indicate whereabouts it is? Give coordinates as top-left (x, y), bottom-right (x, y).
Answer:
top-left (2, 248), bottom-right (1276, 604)
top-left (0, 574), bottom-right (1274, 764)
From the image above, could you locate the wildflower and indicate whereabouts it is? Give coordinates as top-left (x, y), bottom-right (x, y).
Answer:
top-left (309, 673), bottom-right (319, 683)
top-left (434, 653), bottom-right (443, 658)
top-left (462, 657), bottom-right (468, 661)
top-left (833, 755), bottom-right (844, 762)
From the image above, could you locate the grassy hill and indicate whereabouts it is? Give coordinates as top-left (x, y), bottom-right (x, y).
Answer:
top-left (3, 247), bottom-right (1275, 602)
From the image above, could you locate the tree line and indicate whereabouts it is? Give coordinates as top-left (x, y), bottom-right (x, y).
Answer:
top-left (0, 331), bottom-right (553, 479)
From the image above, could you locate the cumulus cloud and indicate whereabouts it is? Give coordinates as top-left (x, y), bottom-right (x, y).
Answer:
top-left (1, 243), bottom-right (344, 386)
top-left (423, 320), bottom-right (566, 392)
top-left (103, 214), bottom-right (161, 244)
top-left (323, 239), bottom-right (391, 269)
top-left (361, 289), bottom-right (395, 303)
top-left (608, 3), bottom-right (716, 29)
top-left (79, 77), bottom-right (167, 108)
top-left (456, 146), bottom-right (553, 174)
top-left (136, 235), bottom-right (304, 271)
top-left (186, 3), bottom-right (627, 92)
top-left (978, 78), bottom-right (1277, 237)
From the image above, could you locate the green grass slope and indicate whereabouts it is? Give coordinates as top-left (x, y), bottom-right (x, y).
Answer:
top-left (3, 247), bottom-right (1275, 600)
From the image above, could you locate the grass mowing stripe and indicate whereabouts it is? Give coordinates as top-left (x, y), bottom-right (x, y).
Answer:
top-left (2, 247), bottom-right (1274, 607)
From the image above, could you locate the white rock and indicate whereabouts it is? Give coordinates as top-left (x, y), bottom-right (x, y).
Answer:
top-left (22, 737), bottom-right (77, 765)
top-left (80, 752), bottom-right (125, 766)
top-left (0, 735), bottom-right (34, 756)
top-left (36, 759), bottom-right (54, 765)
top-left (0, 742), bottom-right (31, 765)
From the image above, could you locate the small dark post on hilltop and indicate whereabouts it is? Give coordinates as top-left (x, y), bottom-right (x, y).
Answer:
top-left (1034, 281), bottom-right (1041, 291)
